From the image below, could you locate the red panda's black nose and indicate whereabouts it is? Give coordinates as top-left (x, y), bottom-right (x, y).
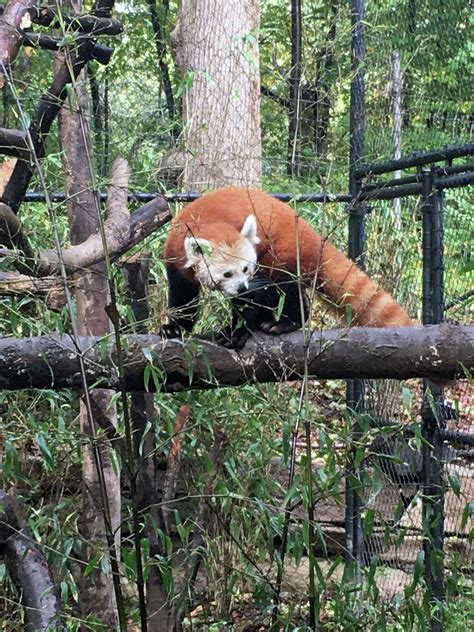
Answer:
top-left (237, 284), bottom-right (247, 294)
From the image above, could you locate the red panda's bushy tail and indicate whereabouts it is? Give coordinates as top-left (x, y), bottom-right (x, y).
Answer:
top-left (317, 241), bottom-right (413, 327)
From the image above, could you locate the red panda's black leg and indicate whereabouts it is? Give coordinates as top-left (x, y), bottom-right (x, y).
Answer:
top-left (219, 278), bottom-right (309, 348)
top-left (259, 279), bottom-right (309, 335)
top-left (161, 265), bottom-right (200, 337)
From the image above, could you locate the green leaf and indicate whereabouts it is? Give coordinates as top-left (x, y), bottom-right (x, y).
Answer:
top-left (459, 261), bottom-right (474, 274)
top-left (36, 432), bottom-right (54, 470)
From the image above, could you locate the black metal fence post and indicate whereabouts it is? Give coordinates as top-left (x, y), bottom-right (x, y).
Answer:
top-left (421, 168), bottom-right (446, 631)
top-left (346, 0), bottom-right (366, 575)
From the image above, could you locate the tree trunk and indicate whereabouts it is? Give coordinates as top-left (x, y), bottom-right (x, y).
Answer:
top-left (56, 9), bottom-right (120, 626)
top-left (171, 0), bottom-right (261, 190)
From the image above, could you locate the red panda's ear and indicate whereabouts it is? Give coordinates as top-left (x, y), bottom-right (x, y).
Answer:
top-left (241, 214), bottom-right (260, 245)
top-left (184, 236), bottom-right (213, 268)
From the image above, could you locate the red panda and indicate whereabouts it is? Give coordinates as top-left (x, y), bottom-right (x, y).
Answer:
top-left (162, 186), bottom-right (413, 345)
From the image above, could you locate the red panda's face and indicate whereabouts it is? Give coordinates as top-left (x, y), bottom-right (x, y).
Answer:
top-left (184, 214), bottom-right (260, 296)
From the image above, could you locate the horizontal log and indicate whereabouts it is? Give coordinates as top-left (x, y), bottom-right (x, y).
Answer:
top-left (0, 324), bottom-right (471, 391)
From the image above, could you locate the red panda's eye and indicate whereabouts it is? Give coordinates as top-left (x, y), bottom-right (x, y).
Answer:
top-left (243, 266), bottom-right (248, 273)
top-left (223, 271), bottom-right (233, 278)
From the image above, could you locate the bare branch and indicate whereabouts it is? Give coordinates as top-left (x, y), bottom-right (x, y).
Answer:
top-left (0, 158), bottom-right (171, 276)
top-left (0, 324), bottom-right (471, 391)
top-left (0, 272), bottom-right (67, 308)
top-left (0, 489), bottom-right (66, 631)
top-left (1, 44), bottom-right (91, 210)
top-left (0, 127), bottom-right (30, 159)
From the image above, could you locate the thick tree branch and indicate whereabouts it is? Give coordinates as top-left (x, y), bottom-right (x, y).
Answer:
top-left (22, 31), bottom-right (114, 65)
top-left (0, 489), bottom-right (66, 631)
top-left (0, 158), bottom-right (171, 276)
top-left (0, 324), bottom-right (471, 391)
top-left (29, 6), bottom-right (123, 35)
top-left (0, 126), bottom-right (30, 159)
top-left (39, 156), bottom-right (130, 274)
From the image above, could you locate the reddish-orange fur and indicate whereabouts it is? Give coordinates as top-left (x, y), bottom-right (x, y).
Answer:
top-left (164, 187), bottom-right (413, 327)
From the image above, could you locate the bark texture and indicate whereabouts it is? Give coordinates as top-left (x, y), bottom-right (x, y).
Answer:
top-left (0, 490), bottom-right (66, 631)
top-left (57, 34), bottom-right (120, 628)
top-left (0, 0), bottom-right (33, 87)
top-left (0, 325), bottom-right (470, 390)
top-left (0, 193), bottom-right (170, 276)
top-left (171, 0), bottom-right (261, 190)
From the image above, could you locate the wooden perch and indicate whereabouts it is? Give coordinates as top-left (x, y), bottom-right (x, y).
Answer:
top-left (0, 158), bottom-right (171, 276)
top-left (0, 324), bottom-right (471, 391)
top-left (0, 489), bottom-right (66, 631)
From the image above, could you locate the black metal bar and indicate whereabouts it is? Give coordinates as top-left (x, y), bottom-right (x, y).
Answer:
top-left (364, 416), bottom-right (474, 446)
top-left (422, 169), bottom-right (435, 325)
top-left (19, 171), bottom-right (473, 208)
top-left (436, 171), bottom-right (474, 190)
top-left (437, 162), bottom-right (474, 176)
top-left (359, 169), bottom-right (474, 202)
top-left (346, 0), bottom-right (366, 575)
top-left (355, 142), bottom-right (474, 178)
top-left (360, 182), bottom-right (422, 202)
top-left (431, 188), bottom-right (444, 324)
top-left (421, 167), bottom-right (446, 632)
top-left (362, 172), bottom-right (421, 190)
top-left (361, 162), bottom-right (474, 193)
top-left (21, 190), bottom-right (353, 204)
top-left (370, 419), bottom-right (474, 447)
top-left (349, 1), bottom-right (365, 192)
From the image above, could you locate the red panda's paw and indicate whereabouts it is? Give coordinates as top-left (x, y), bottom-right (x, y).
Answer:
top-left (215, 327), bottom-right (251, 350)
top-left (260, 320), bottom-right (300, 335)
